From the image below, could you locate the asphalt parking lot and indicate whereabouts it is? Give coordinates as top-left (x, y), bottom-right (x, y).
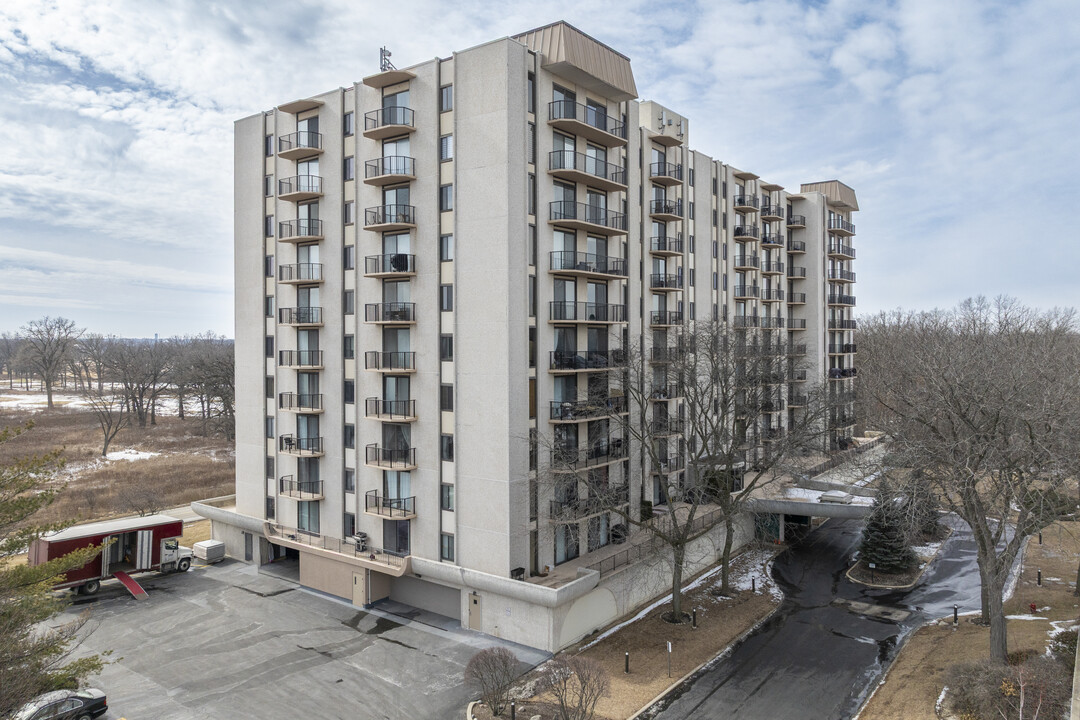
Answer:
top-left (58, 560), bottom-right (548, 720)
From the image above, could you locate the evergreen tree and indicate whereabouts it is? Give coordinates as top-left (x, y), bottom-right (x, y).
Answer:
top-left (1, 422), bottom-right (108, 716)
top-left (859, 495), bottom-right (917, 574)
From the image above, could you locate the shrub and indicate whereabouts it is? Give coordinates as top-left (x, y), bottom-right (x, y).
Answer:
top-left (1048, 627), bottom-right (1077, 674)
top-left (464, 647), bottom-right (518, 716)
top-left (546, 656), bottom-right (609, 720)
top-left (945, 656), bottom-right (1070, 720)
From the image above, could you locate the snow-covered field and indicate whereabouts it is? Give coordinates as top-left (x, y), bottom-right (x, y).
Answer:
top-left (0, 390), bottom-right (211, 417)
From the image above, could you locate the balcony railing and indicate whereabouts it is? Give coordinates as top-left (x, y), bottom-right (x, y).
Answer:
top-left (762, 289), bottom-right (785, 302)
top-left (550, 485), bottom-right (630, 518)
top-left (279, 350), bottom-right (323, 368)
top-left (365, 397), bottom-right (417, 419)
top-left (654, 455), bottom-right (686, 474)
top-left (762, 261), bottom-right (785, 274)
top-left (830, 390), bottom-right (858, 404)
top-left (549, 350), bottom-right (625, 372)
top-left (279, 475), bottom-right (323, 500)
top-left (828, 367), bottom-right (858, 379)
top-left (789, 318), bottom-right (807, 329)
top-left (790, 369), bottom-right (808, 381)
top-left (790, 343), bottom-right (807, 355)
top-left (733, 255), bottom-right (759, 269)
top-left (549, 251), bottom-right (627, 277)
top-left (788, 292), bottom-right (807, 304)
top-left (649, 162), bottom-right (683, 183)
top-left (733, 315), bottom-right (760, 328)
top-left (828, 269), bottom-right (857, 282)
top-left (549, 301), bottom-right (626, 323)
top-left (365, 302), bottom-right (416, 323)
top-left (788, 393), bottom-right (808, 407)
top-left (279, 218), bottom-right (323, 240)
top-left (364, 155), bottom-right (415, 179)
top-left (733, 225), bottom-right (759, 239)
top-left (549, 201), bottom-right (627, 232)
top-left (265, 523), bottom-right (408, 571)
top-left (733, 195), bottom-right (759, 210)
top-left (650, 383), bottom-right (683, 400)
top-left (761, 233), bottom-right (784, 246)
top-left (278, 263), bottom-right (323, 283)
top-left (650, 235), bottom-right (684, 254)
top-left (650, 311), bottom-right (683, 326)
top-left (364, 351), bottom-right (416, 371)
top-left (549, 396), bottom-right (628, 421)
top-left (787, 239), bottom-right (806, 252)
top-left (365, 444), bottom-right (416, 469)
top-left (829, 414), bottom-right (856, 428)
top-left (787, 214), bottom-right (807, 227)
top-left (650, 418), bottom-right (685, 435)
top-left (760, 204), bottom-right (785, 219)
top-left (279, 306), bottom-right (323, 325)
top-left (365, 490), bottom-right (416, 519)
top-left (828, 241), bottom-right (856, 258)
top-left (279, 393), bottom-right (323, 411)
top-left (650, 273), bottom-right (683, 290)
top-left (829, 343), bottom-right (858, 354)
top-left (651, 346), bottom-right (685, 363)
top-left (788, 266), bottom-right (807, 278)
top-left (365, 204), bottom-right (416, 227)
top-left (549, 151), bottom-right (626, 186)
top-left (365, 254), bottom-right (416, 275)
top-left (733, 285), bottom-right (760, 298)
top-left (278, 131), bottom-right (323, 156)
top-left (364, 106), bottom-right (415, 133)
top-left (649, 199), bottom-right (682, 217)
top-left (760, 316), bottom-right (786, 328)
top-left (278, 175), bottom-right (323, 197)
top-left (551, 437), bottom-right (628, 469)
top-left (547, 100), bottom-right (627, 142)
top-left (828, 218), bottom-right (856, 235)
top-left (278, 435), bottom-right (323, 455)
top-left (828, 294), bottom-right (857, 306)
top-left (829, 319), bottom-right (858, 330)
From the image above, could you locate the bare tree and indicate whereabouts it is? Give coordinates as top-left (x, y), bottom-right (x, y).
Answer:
top-left (19, 317), bottom-right (83, 408)
top-left (106, 338), bottom-right (171, 428)
top-left (464, 647), bottom-right (519, 717)
top-left (545, 656), bottom-right (609, 720)
top-left (76, 333), bottom-right (113, 395)
top-left (0, 333), bottom-right (21, 390)
top-left (83, 387), bottom-right (129, 457)
top-left (859, 297), bottom-right (1080, 662)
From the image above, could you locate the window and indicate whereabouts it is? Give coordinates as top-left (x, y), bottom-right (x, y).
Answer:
top-left (344, 334), bottom-right (355, 359)
top-left (529, 224), bottom-right (536, 266)
top-left (528, 276), bottom-right (536, 317)
top-left (723, 273), bottom-right (728, 290)
top-left (527, 122), bottom-right (535, 163)
top-left (265, 376), bottom-right (274, 399)
top-left (440, 533), bottom-right (455, 561)
top-left (712, 241), bottom-right (718, 258)
top-left (265, 416), bottom-right (274, 439)
top-left (343, 245), bottom-right (355, 270)
top-left (344, 512), bottom-right (355, 537)
top-left (264, 175), bottom-right (274, 197)
top-left (344, 379), bottom-right (355, 404)
top-left (439, 85), bottom-right (453, 112)
top-left (722, 211), bottom-right (727, 229)
top-left (344, 156), bottom-right (355, 181)
top-left (266, 496), bottom-right (275, 519)
top-left (688, 168), bottom-right (695, 186)
top-left (688, 201), bottom-right (694, 220)
top-left (265, 254), bottom-right (274, 277)
top-left (528, 326), bottom-right (535, 368)
top-left (690, 302), bottom-right (696, 320)
top-left (440, 434), bottom-right (454, 461)
top-left (344, 424), bottom-right (355, 449)
top-left (264, 296), bottom-right (274, 317)
top-left (344, 201), bottom-right (354, 225)
top-left (689, 269), bottom-right (695, 287)
top-left (441, 484), bottom-right (455, 511)
top-left (265, 456), bottom-right (275, 479)
top-left (264, 215), bottom-right (274, 237)
top-left (527, 72), bottom-right (535, 114)
top-left (440, 135), bottom-right (453, 161)
top-left (440, 284), bottom-right (453, 311)
top-left (343, 111), bottom-right (354, 136)
top-left (440, 385), bottom-right (454, 411)
top-left (265, 336), bottom-right (274, 358)
top-left (265, 134), bottom-right (273, 157)
top-left (440, 234), bottom-right (453, 261)
top-left (712, 272), bottom-right (718, 290)
top-left (688, 236), bottom-right (695, 254)
top-left (297, 501), bottom-right (320, 534)
top-left (528, 173), bottom-right (536, 215)
top-left (343, 289), bottom-right (354, 315)
top-left (440, 334), bottom-right (454, 361)
top-left (439, 184), bottom-right (453, 212)
top-left (341, 468), bottom-right (354, 493)
top-left (712, 177), bottom-right (718, 195)
top-left (712, 209), bottom-right (718, 227)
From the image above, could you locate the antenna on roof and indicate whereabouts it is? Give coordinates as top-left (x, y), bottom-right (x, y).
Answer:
top-left (380, 47), bottom-right (396, 72)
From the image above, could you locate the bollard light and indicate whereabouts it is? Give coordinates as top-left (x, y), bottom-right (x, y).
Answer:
top-left (510, 700), bottom-right (516, 720)
top-left (953, 604), bottom-right (958, 625)
top-left (692, 609), bottom-right (697, 629)
top-left (625, 651), bottom-right (629, 674)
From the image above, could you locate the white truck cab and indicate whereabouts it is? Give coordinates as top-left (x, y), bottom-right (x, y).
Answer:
top-left (161, 538), bottom-right (194, 572)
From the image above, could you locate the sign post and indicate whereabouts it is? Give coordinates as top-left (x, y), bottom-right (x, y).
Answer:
top-left (667, 641), bottom-right (672, 678)
top-left (868, 562), bottom-right (876, 584)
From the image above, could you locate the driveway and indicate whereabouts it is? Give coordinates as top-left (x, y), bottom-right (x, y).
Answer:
top-left (60, 560), bottom-right (548, 720)
top-left (647, 515), bottom-right (987, 720)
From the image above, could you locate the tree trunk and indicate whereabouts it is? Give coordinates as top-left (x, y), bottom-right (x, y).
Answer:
top-left (987, 573), bottom-right (1008, 662)
top-left (177, 389), bottom-right (185, 420)
top-left (45, 380), bottom-right (53, 409)
top-left (720, 520), bottom-right (735, 593)
top-left (670, 544), bottom-right (685, 621)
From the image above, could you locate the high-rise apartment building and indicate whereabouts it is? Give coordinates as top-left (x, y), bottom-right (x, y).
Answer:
top-left (204, 22), bottom-right (859, 652)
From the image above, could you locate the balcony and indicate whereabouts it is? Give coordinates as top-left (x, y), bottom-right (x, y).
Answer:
top-left (829, 319), bottom-right (858, 330)
top-left (761, 233), bottom-right (784, 248)
top-left (365, 302), bottom-right (416, 324)
top-left (790, 343), bottom-right (807, 355)
top-left (548, 151), bottom-right (626, 191)
top-left (760, 204), bottom-right (785, 221)
top-left (365, 397), bottom-right (418, 422)
top-left (761, 397), bottom-right (785, 413)
top-left (788, 393), bottom-right (808, 408)
top-left (548, 350), bottom-right (625, 373)
top-left (649, 162), bottom-right (683, 186)
top-left (650, 418), bottom-right (685, 436)
top-left (760, 316), bottom-right (786, 329)
top-left (653, 455), bottom-right (686, 475)
top-left (789, 317), bottom-right (807, 329)
top-left (829, 414), bottom-right (856, 429)
top-left (650, 235), bottom-right (684, 256)
top-left (364, 254), bottom-right (416, 278)
top-left (277, 131), bottom-right (323, 160)
top-left (733, 315), bottom-right (760, 328)
top-left (279, 307), bottom-right (323, 326)
top-left (549, 201), bottom-right (627, 236)
top-left (650, 273), bottom-right (683, 292)
top-left (733, 254), bottom-right (759, 270)
top-left (787, 214), bottom-right (807, 228)
top-left (828, 343), bottom-right (858, 354)
top-left (733, 225), bottom-right (759, 241)
top-left (650, 346), bottom-right (685, 364)
top-left (278, 263), bottom-right (323, 284)
top-left (364, 204), bottom-right (416, 232)
top-left (279, 475), bottom-right (324, 500)
top-left (830, 390), bottom-right (857, 405)
top-left (278, 434), bottom-right (324, 457)
top-left (279, 350), bottom-right (323, 369)
top-left (278, 392), bottom-right (323, 413)
top-left (787, 239), bottom-right (806, 253)
top-left (733, 195), bottom-right (759, 212)
top-left (279, 219), bottom-right (324, 243)
top-left (763, 427), bottom-right (786, 442)
top-left (788, 266), bottom-right (807, 279)
top-left (828, 269), bottom-right (857, 283)
top-left (364, 351), bottom-right (416, 372)
top-left (547, 100), bottom-right (627, 147)
top-left (265, 523), bottom-right (410, 576)
top-left (278, 175), bottom-right (323, 202)
top-left (550, 485), bottom-right (630, 519)
top-left (790, 369), bottom-right (808, 382)
top-left (828, 293), bottom-right (857, 307)
top-left (733, 285), bottom-right (759, 299)
top-left (650, 311), bottom-right (683, 327)
top-left (648, 199), bottom-right (682, 222)
top-left (828, 367), bottom-right (858, 379)
top-left (762, 261), bottom-right (785, 275)
top-left (788, 292), bottom-right (807, 305)
top-left (551, 437), bottom-right (628, 471)
top-left (761, 289), bottom-right (785, 302)
top-left (828, 218), bottom-right (856, 236)
top-left (549, 301), bottom-right (626, 323)
top-left (365, 444), bottom-right (417, 470)
top-left (549, 395), bottom-right (628, 422)
top-left (363, 106), bottom-right (416, 140)
top-left (828, 241), bottom-right (856, 259)
top-left (649, 384), bottom-right (683, 401)
top-left (364, 156), bottom-right (416, 186)
top-left (549, 251), bottom-right (627, 278)
top-left (365, 490), bottom-right (416, 520)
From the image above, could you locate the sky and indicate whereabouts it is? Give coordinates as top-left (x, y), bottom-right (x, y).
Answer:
top-left (0, 0), bottom-right (1077, 338)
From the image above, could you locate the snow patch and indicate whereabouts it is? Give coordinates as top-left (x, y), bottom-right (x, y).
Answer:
top-left (1004, 614), bottom-right (1049, 621)
top-left (105, 449), bottom-right (160, 462)
top-left (935, 686), bottom-right (948, 715)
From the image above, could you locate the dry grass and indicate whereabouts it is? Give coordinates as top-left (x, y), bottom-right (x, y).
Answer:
top-left (182, 519), bottom-right (212, 546)
top-left (858, 521), bottom-right (1080, 720)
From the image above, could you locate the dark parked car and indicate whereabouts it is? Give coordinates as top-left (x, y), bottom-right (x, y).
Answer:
top-left (13, 689), bottom-right (107, 720)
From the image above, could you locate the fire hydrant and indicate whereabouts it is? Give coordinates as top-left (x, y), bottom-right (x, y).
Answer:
top-left (1029, 602), bottom-right (1038, 614)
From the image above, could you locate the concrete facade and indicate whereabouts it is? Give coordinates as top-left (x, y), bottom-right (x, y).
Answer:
top-left (211, 21), bottom-right (860, 652)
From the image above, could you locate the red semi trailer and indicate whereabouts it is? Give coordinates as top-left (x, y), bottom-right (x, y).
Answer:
top-left (29, 514), bottom-right (193, 596)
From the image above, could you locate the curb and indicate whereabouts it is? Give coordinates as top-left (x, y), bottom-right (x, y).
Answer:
top-left (465, 700), bottom-right (478, 719)
top-left (845, 526), bottom-right (954, 590)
